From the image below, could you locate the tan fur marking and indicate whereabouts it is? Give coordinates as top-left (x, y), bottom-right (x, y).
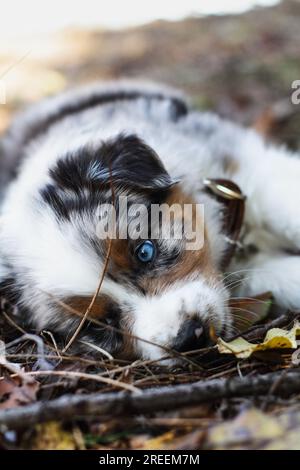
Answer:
top-left (65, 294), bottom-right (113, 319)
top-left (65, 294), bottom-right (136, 357)
top-left (109, 238), bottom-right (131, 272)
top-left (141, 186), bottom-right (216, 295)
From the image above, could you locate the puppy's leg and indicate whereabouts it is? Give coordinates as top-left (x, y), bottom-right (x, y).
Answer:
top-left (185, 113), bottom-right (300, 251)
top-left (213, 126), bottom-right (300, 312)
top-left (230, 252), bottom-right (300, 310)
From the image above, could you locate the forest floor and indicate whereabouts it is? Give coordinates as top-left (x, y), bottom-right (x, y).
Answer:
top-left (1, 0), bottom-right (300, 450)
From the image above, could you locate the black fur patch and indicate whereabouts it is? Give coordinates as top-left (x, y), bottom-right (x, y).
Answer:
top-left (23, 90), bottom-right (188, 149)
top-left (40, 134), bottom-right (174, 219)
top-left (0, 276), bottom-right (21, 306)
top-left (1, 88), bottom-right (188, 200)
top-left (43, 301), bottom-right (124, 356)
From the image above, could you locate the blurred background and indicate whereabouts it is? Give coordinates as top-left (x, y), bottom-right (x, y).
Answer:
top-left (1, 0), bottom-right (299, 147)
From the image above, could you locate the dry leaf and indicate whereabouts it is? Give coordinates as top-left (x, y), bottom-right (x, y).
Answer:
top-left (141, 431), bottom-right (176, 450)
top-left (135, 428), bottom-right (205, 450)
top-left (0, 376), bottom-right (39, 409)
top-left (207, 408), bottom-right (284, 449)
top-left (217, 321), bottom-right (300, 358)
top-left (32, 422), bottom-right (76, 450)
top-left (207, 408), bottom-right (300, 450)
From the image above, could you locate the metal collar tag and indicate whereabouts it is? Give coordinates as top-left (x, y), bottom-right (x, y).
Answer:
top-left (203, 178), bottom-right (246, 270)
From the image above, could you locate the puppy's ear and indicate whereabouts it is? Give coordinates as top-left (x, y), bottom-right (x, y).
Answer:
top-left (101, 134), bottom-right (176, 191)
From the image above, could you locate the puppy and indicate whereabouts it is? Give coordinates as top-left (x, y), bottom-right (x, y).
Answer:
top-left (1, 80), bottom-right (300, 363)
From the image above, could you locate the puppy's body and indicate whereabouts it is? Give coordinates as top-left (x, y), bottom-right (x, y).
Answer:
top-left (1, 81), bottom-right (300, 362)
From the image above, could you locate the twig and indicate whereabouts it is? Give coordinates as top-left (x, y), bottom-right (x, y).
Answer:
top-left (41, 330), bottom-right (62, 360)
top-left (1, 310), bottom-right (27, 335)
top-left (5, 334), bottom-right (52, 371)
top-left (62, 238), bottom-right (113, 353)
top-left (138, 417), bottom-right (221, 428)
top-left (62, 161), bottom-right (116, 353)
top-left (1, 369), bottom-right (300, 430)
top-left (5, 353), bottom-right (104, 366)
top-left (261, 368), bottom-right (290, 411)
top-left (230, 311), bottom-right (296, 342)
top-left (4, 370), bottom-right (141, 394)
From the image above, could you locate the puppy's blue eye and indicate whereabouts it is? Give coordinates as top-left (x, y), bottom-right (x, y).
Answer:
top-left (136, 240), bottom-right (155, 263)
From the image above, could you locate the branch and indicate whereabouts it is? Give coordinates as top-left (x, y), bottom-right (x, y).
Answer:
top-left (1, 369), bottom-right (300, 430)
top-left (241, 311), bottom-right (296, 342)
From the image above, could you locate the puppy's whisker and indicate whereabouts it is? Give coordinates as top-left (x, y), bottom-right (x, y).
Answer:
top-left (225, 324), bottom-right (243, 336)
top-left (223, 273), bottom-right (271, 291)
top-left (230, 306), bottom-right (263, 321)
top-left (231, 296), bottom-right (283, 311)
top-left (218, 275), bottom-right (254, 293)
top-left (221, 268), bottom-right (269, 282)
top-left (230, 315), bottom-right (254, 328)
top-left (230, 296), bottom-right (271, 304)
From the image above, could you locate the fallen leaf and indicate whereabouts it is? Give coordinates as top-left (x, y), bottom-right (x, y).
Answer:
top-left (207, 408), bottom-right (284, 449)
top-left (32, 422), bottom-right (76, 450)
top-left (0, 376), bottom-right (39, 409)
top-left (217, 321), bottom-right (300, 358)
top-left (141, 431), bottom-right (177, 450)
top-left (207, 407), bottom-right (300, 450)
top-left (172, 430), bottom-right (205, 450)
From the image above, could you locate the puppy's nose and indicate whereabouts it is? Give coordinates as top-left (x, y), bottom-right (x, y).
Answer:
top-left (172, 319), bottom-right (209, 353)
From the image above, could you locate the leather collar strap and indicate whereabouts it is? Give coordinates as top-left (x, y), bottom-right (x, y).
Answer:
top-left (203, 178), bottom-right (246, 270)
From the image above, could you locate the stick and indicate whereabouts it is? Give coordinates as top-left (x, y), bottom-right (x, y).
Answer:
top-left (6, 369), bottom-right (141, 394)
top-left (1, 369), bottom-right (300, 430)
top-left (62, 162), bottom-right (115, 353)
top-left (241, 312), bottom-right (296, 342)
top-left (62, 236), bottom-right (112, 352)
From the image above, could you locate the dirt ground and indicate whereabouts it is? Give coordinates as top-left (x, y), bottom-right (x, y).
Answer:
top-left (1, 0), bottom-right (300, 147)
top-left (1, 0), bottom-right (300, 451)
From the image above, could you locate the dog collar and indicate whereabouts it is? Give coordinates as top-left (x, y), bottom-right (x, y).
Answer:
top-left (203, 178), bottom-right (246, 270)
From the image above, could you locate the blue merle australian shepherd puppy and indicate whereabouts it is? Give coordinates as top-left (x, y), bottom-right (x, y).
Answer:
top-left (1, 81), bottom-right (300, 364)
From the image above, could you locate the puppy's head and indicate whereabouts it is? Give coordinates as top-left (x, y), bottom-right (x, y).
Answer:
top-left (2, 133), bottom-right (231, 363)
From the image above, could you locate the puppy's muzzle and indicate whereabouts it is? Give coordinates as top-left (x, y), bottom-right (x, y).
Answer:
top-left (172, 318), bottom-right (210, 353)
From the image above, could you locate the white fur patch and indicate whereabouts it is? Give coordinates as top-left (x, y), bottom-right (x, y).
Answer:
top-left (132, 278), bottom-right (229, 361)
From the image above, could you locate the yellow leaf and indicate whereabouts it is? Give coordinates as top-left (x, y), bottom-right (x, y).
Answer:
top-left (207, 409), bottom-right (284, 449)
top-left (32, 422), bottom-right (76, 450)
top-left (217, 321), bottom-right (300, 358)
top-left (141, 431), bottom-right (176, 450)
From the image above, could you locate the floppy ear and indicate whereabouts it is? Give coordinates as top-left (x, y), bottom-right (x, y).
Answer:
top-left (50, 134), bottom-right (178, 195)
top-left (100, 134), bottom-right (176, 191)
